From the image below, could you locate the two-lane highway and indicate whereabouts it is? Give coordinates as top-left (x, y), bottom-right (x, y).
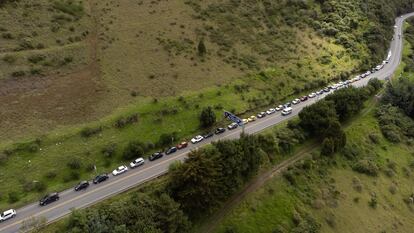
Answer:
top-left (1, 12), bottom-right (414, 233)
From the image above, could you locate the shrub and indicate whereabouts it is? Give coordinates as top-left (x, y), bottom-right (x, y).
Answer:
top-left (352, 159), bottom-right (379, 176)
top-left (199, 106), bottom-right (216, 128)
top-left (8, 191), bottom-right (20, 203)
top-left (0, 152), bottom-right (8, 165)
top-left (80, 126), bottom-right (102, 138)
top-left (85, 163), bottom-right (95, 172)
top-left (2, 54), bottom-right (16, 63)
top-left (101, 143), bottom-right (117, 158)
top-left (123, 140), bottom-right (147, 160)
top-left (368, 196), bottom-right (377, 209)
top-left (158, 132), bottom-right (177, 147)
top-left (27, 54), bottom-right (45, 64)
top-left (114, 114), bottom-right (138, 128)
top-left (11, 70), bottom-right (25, 77)
top-left (67, 159), bottom-right (82, 170)
top-left (45, 171), bottom-right (57, 179)
top-left (368, 133), bottom-right (380, 144)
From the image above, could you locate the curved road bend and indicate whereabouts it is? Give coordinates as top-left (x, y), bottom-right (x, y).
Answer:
top-left (1, 12), bottom-right (413, 233)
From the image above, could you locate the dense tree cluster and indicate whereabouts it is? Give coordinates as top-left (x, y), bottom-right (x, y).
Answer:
top-left (299, 83), bottom-right (381, 156)
top-left (382, 78), bottom-right (414, 119)
top-left (199, 106), bottom-right (216, 128)
top-left (65, 193), bottom-right (191, 233)
top-left (168, 134), bottom-right (270, 217)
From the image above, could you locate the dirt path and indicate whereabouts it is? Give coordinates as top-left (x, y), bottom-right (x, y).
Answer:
top-left (199, 142), bottom-right (319, 233)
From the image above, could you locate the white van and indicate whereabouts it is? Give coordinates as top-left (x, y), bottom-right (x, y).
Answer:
top-left (281, 107), bottom-right (292, 116)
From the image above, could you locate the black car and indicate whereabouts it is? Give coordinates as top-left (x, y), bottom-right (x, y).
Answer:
top-left (203, 132), bottom-right (214, 139)
top-left (149, 152), bottom-right (164, 161)
top-left (215, 127), bottom-right (226, 134)
top-left (165, 147), bottom-right (177, 155)
top-left (74, 181), bottom-right (90, 191)
top-left (257, 112), bottom-right (266, 118)
top-left (39, 193), bottom-right (59, 206)
top-left (93, 174), bottom-right (109, 184)
top-left (284, 103), bottom-right (291, 108)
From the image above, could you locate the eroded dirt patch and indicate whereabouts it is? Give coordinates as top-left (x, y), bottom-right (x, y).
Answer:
top-left (0, 68), bottom-right (106, 141)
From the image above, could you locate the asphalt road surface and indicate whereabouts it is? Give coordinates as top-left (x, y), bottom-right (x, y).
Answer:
top-left (1, 12), bottom-right (413, 233)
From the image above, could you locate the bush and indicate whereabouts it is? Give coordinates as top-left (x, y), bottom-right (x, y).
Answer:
top-left (123, 140), bottom-right (147, 160)
top-left (102, 143), bottom-right (117, 158)
top-left (368, 196), bottom-right (377, 209)
top-left (45, 171), bottom-right (57, 179)
top-left (64, 171), bottom-right (80, 182)
top-left (368, 133), bottom-right (380, 144)
top-left (352, 159), bottom-right (379, 176)
top-left (67, 159), bottom-right (82, 170)
top-left (2, 54), bottom-right (16, 63)
top-left (27, 54), bottom-right (45, 64)
top-left (8, 191), bottom-right (20, 203)
top-left (0, 152), bottom-right (8, 165)
top-left (199, 106), bottom-right (216, 128)
top-left (80, 126), bottom-right (102, 138)
top-left (158, 132), bottom-right (177, 147)
top-left (11, 70), bottom-right (25, 77)
top-left (114, 113), bottom-right (138, 128)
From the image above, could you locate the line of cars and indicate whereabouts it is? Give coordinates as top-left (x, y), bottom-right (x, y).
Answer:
top-left (0, 50), bottom-right (392, 221)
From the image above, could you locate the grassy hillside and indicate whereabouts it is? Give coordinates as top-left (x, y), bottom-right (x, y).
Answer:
top-left (0, 0), bottom-right (412, 211)
top-left (211, 99), bottom-right (414, 233)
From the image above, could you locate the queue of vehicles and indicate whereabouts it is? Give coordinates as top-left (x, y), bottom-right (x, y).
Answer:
top-left (0, 51), bottom-right (391, 221)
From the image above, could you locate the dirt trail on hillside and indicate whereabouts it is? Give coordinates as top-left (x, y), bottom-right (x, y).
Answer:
top-left (199, 143), bottom-right (319, 233)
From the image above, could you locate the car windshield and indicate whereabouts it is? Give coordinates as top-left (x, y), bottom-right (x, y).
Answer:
top-left (0, 213), bottom-right (4, 217)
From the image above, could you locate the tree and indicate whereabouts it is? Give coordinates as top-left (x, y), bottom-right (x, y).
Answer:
top-left (123, 140), bottom-right (146, 160)
top-left (199, 106), bottom-right (216, 128)
top-left (158, 132), bottom-right (177, 147)
top-left (325, 87), bottom-right (366, 121)
top-left (299, 100), bottom-right (338, 136)
top-left (320, 137), bottom-right (335, 156)
top-left (168, 149), bottom-right (222, 217)
top-left (197, 38), bottom-right (207, 56)
top-left (382, 78), bottom-right (414, 119)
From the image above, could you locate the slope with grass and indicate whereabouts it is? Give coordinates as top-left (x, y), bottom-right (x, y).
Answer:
top-left (211, 96), bottom-right (414, 233)
top-left (0, 0), bottom-right (413, 213)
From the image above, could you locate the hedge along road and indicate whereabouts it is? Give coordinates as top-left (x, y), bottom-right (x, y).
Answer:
top-left (1, 12), bottom-right (413, 233)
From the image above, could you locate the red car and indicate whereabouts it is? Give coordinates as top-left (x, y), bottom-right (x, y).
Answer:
top-left (177, 141), bottom-right (188, 149)
top-left (300, 96), bottom-right (308, 102)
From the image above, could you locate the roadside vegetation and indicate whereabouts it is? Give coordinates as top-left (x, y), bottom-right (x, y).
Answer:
top-left (0, 0), bottom-right (412, 214)
top-left (37, 81), bottom-right (382, 233)
top-left (208, 23), bottom-right (414, 233)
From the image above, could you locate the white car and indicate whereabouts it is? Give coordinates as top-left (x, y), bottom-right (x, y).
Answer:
top-left (308, 93), bottom-right (317, 98)
top-left (292, 99), bottom-right (300, 105)
top-left (275, 105), bottom-right (283, 111)
top-left (266, 108), bottom-right (276, 115)
top-left (191, 135), bottom-right (204, 144)
top-left (112, 165), bottom-right (128, 176)
top-left (281, 107), bottom-right (293, 116)
top-left (0, 209), bottom-right (16, 222)
top-left (130, 158), bottom-right (145, 168)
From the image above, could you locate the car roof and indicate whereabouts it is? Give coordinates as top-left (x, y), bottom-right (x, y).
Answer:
top-left (2, 209), bottom-right (14, 214)
top-left (284, 107), bottom-right (292, 111)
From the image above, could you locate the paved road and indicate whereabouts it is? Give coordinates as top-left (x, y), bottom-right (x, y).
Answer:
top-left (1, 13), bottom-right (413, 233)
